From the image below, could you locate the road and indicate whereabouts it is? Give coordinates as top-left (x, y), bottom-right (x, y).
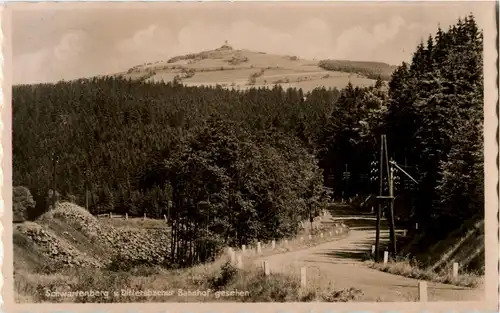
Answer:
top-left (254, 205), bottom-right (484, 302)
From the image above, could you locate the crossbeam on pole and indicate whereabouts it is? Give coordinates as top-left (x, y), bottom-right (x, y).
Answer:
top-left (389, 160), bottom-right (419, 184)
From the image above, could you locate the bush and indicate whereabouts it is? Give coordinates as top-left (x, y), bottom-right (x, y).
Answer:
top-left (13, 186), bottom-right (35, 222)
top-left (208, 262), bottom-right (238, 290)
top-left (227, 55), bottom-right (249, 65)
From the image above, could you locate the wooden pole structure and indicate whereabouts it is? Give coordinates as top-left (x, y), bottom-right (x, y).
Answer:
top-left (384, 137), bottom-right (397, 256)
top-left (389, 159), bottom-right (397, 256)
top-left (375, 135), bottom-right (383, 262)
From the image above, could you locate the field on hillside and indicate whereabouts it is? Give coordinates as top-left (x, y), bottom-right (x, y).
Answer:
top-left (119, 45), bottom-right (378, 93)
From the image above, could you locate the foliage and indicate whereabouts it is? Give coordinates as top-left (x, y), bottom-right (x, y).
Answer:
top-left (13, 186), bottom-right (36, 222)
top-left (384, 14), bottom-right (483, 234)
top-left (13, 78), bottom-right (337, 266)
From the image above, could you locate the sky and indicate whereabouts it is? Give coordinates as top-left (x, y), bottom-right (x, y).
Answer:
top-left (11, 1), bottom-right (493, 85)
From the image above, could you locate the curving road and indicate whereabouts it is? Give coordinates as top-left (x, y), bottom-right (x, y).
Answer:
top-left (254, 205), bottom-right (484, 302)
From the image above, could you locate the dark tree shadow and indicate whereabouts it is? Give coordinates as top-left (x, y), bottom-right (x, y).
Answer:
top-left (320, 250), bottom-right (370, 261)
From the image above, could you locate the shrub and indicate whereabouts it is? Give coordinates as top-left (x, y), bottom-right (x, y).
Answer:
top-left (208, 262), bottom-right (238, 290)
top-left (13, 186), bottom-right (35, 222)
top-left (321, 287), bottom-right (364, 302)
top-left (227, 55), bottom-right (249, 65)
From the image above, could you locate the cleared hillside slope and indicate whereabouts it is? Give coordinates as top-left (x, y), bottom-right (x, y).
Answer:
top-left (14, 202), bottom-right (171, 273)
top-left (113, 44), bottom-right (381, 93)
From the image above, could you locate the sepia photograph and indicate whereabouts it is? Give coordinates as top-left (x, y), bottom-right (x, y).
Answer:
top-left (4, 1), bottom-right (498, 309)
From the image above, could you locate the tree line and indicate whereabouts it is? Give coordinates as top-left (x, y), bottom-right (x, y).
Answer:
top-left (13, 14), bottom-right (483, 266)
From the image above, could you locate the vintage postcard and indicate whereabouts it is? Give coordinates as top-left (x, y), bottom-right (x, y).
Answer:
top-left (1, 1), bottom-right (498, 313)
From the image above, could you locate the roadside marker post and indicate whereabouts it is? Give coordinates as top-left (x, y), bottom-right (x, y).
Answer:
top-left (300, 267), bottom-right (307, 288)
top-left (418, 281), bottom-right (428, 302)
top-left (383, 251), bottom-right (389, 264)
top-left (263, 261), bottom-right (270, 276)
top-left (452, 262), bottom-right (459, 278)
top-left (236, 255), bottom-right (243, 269)
top-left (230, 250), bottom-right (236, 264)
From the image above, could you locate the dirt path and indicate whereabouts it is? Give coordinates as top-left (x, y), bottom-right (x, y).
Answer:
top-left (254, 205), bottom-right (484, 302)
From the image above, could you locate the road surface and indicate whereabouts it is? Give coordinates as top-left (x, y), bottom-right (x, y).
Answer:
top-left (255, 205), bottom-right (484, 302)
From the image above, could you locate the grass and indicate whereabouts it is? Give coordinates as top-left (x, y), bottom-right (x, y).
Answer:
top-left (15, 259), bottom-right (364, 303)
top-left (364, 255), bottom-right (482, 288)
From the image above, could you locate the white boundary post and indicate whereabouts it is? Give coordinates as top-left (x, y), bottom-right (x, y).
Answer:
top-left (263, 261), bottom-right (270, 276)
top-left (300, 267), bottom-right (307, 288)
top-left (418, 281), bottom-right (428, 302)
top-left (452, 262), bottom-right (459, 278)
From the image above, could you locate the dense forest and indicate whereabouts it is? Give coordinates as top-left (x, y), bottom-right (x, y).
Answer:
top-left (13, 15), bottom-right (483, 266)
top-left (318, 59), bottom-right (397, 81)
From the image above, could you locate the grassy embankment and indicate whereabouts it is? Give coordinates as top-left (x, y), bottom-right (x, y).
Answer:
top-left (363, 218), bottom-right (484, 288)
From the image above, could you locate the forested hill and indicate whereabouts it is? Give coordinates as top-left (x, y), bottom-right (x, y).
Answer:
top-left (14, 14), bottom-right (483, 266)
